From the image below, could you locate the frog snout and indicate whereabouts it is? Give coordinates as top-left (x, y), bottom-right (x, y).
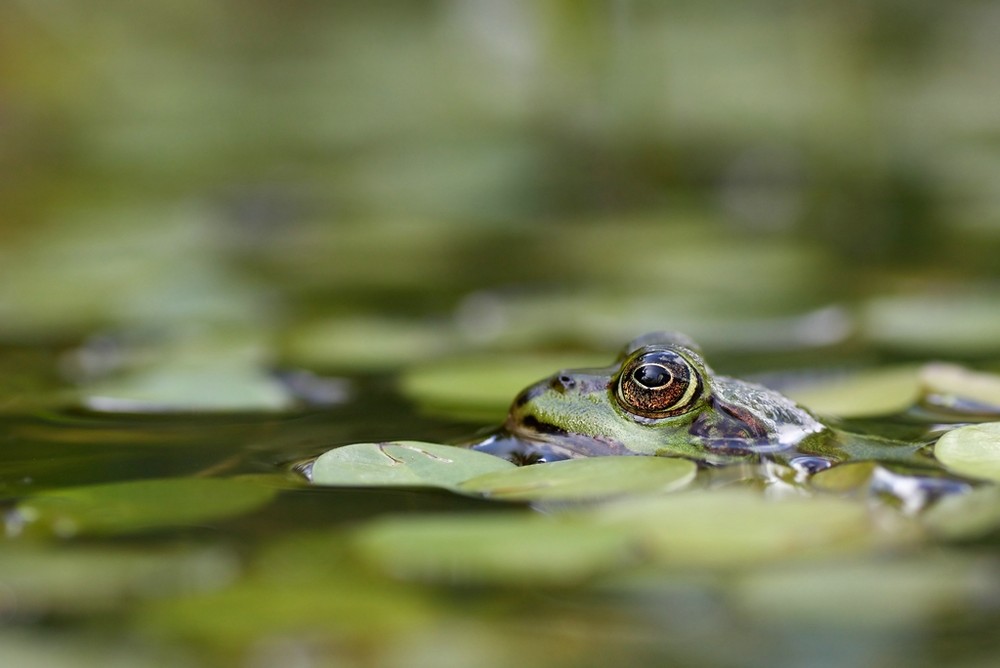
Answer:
top-left (551, 373), bottom-right (576, 392)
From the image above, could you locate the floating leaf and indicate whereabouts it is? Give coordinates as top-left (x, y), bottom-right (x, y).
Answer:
top-left (142, 579), bottom-right (434, 651)
top-left (933, 422), bottom-right (1000, 481)
top-left (399, 353), bottom-right (605, 421)
top-left (75, 333), bottom-right (297, 413)
top-left (352, 513), bottom-right (634, 585)
top-left (14, 477), bottom-right (278, 537)
top-left (783, 366), bottom-right (921, 418)
top-left (733, 555), bottom-right (997, 629)
top-left (310, 441), bottom-right (514, 490)
top-left (920, 363), bottom-right (1000, 413)
top-left (810, 462), bottom-right (877, 493)
top-left (922, 485), bottom-right (1000, 540)
top-left (862, 293), bottom-right (1000, 356)
top-left (461, 456), bottom-right (696, 501)
top-left (0, 545), bottom-right (238, 617)
top-left (593, 490), bottom-right (884, 568)
top-left (82, 365), bottom-right (295, 413)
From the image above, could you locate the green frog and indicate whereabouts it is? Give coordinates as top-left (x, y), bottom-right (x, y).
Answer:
top-left (471, 332), bottom-right (974, 498)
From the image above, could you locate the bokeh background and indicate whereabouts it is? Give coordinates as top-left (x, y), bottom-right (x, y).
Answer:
top-left (3, 0), bottom-right (1000, 361)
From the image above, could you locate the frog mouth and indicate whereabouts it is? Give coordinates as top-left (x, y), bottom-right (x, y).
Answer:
top-left (471, 425), bottom-right (629, 463)
top-left (500, 414), bottom-right (632, 458)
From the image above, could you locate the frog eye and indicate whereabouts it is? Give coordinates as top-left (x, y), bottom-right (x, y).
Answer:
top-left (616, 350), bottom-right (703, 418)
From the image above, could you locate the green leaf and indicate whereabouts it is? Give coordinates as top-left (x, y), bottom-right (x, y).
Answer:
top-left (783, 366), bottom-right (922, 418)
top-left (461, 456), bottom-right (696, 501)
top-left (141, 579), bottom-right (434, 651)
top-left (82, 365), bottom-right (295, 413)
top-left (919, 363), bottom-right (1000, 413)
top-left (0, 545), bottom-right (237, 617)
top-left (933, 422), bottom-right (1000, 481)
top-left (733, 555), bottom-right (995, 629)
top-left (810, 462), bottom-right (877, 493)
top-left (75, 333), bottom-right (298, 413)
top-left (14, 477), bottom-right (278, 537)
top-left (862, 292), bottom-right (1000, 356)
top-left (352, 513), bottom-right (635, 585)
top-left (592, 490), bottom-right (888, 568)
top-left (310, 441), bottom-right (514, 490)
top-left (922, 485), bottom-right (1000, 540)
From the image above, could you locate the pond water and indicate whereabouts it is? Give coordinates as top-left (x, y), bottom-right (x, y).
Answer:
top-left (4, 2), bottom-right (1000, 667)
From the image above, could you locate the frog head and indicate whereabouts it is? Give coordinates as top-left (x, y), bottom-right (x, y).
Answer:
top-left (475, 332), bottom-right (826, 463)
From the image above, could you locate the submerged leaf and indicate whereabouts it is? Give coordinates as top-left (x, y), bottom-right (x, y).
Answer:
top-left (461, 456), bottom-right (696, 501)
top-left (14, 477), bottom-right (278, 537)
top-left (933, 422), bottom-right (1000, 481)
top-left (310, 441), bottom-right (514, 490)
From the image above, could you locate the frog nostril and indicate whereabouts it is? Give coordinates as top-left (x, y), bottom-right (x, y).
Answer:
top-left (554, 374), bottom-right (576, 392)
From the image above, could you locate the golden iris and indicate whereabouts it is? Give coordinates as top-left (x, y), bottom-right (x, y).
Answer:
top-left (616, 350), bottom-right (702, 418)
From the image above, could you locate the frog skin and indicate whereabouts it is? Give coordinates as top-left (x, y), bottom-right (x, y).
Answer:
top-left (471, 332), bottom-right (945, 477)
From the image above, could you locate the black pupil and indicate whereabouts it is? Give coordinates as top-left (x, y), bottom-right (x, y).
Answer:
top-left (632, 364), bottom-right (671, 389)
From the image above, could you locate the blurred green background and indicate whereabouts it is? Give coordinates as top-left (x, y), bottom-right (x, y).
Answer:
top-left (2, 0), bottom-right (999, 352)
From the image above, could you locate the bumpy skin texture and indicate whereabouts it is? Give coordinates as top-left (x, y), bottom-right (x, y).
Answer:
top-left (471, 332), bottom-right (924, 467)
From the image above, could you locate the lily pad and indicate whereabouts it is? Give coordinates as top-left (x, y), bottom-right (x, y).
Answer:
top-left (733, 555), bottom-right (998, 629)
top-left (399, 353), bottom-right (605, 421)
top-left (592, 490), bottom-right (885, 568)
top-left (142, 578), bottom-right (434, 651)
top-left (0, 545), bottom-right (238, 618)
top-left (783, 366), bottom-right (922, 418)
top-left (933, 422), bottom-right (1000, 481)
top-left (82, 364), bottom-right (295, 413)
top-left (13, 477), bottom-right (278, 537)
top-left (810, 462), bottom-right (877, 493)
top-left (862, 292), bottom-right (1000, 356)
top-left (352, 512), bottom-right (635, 585)
top-left (920, 363), bottom-right (1000, 413)
top-left (310, 441), bottom-right (515, 490)
top-left (460, 456), bottom-right (697, 501)
top-left (922, 485), bottom-right (1000, 540)
top-left (76, 333), bottom-right (298, 413)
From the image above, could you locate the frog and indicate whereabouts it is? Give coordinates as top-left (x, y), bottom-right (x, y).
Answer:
top-left (469, 332), bottom-right (974, 500)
